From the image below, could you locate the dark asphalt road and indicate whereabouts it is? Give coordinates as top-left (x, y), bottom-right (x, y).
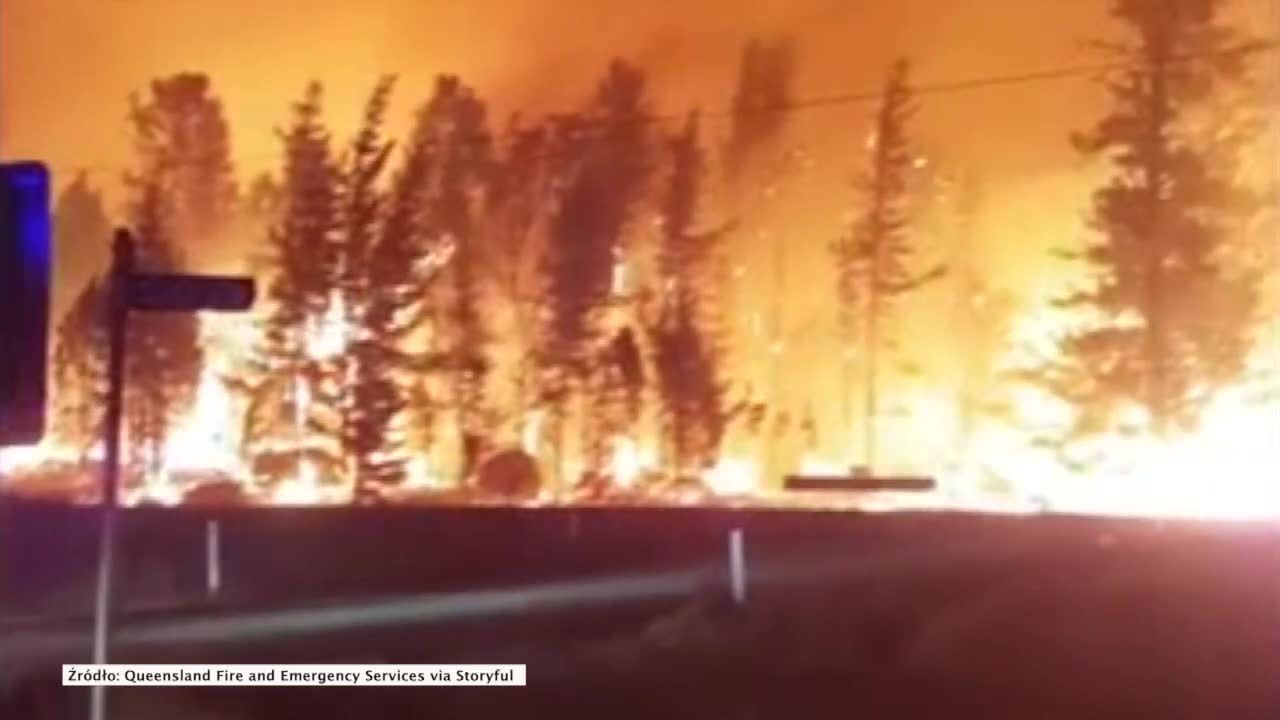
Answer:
top-left (3, 500), bottom-right (1277, 718)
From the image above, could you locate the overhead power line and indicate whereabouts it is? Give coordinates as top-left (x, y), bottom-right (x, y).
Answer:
top-left (699, 40), bottom-right (1280, 121)
top-left (41, 40), bottom-right (1280, 179)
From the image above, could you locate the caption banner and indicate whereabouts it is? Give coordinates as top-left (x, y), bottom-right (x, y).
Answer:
top-left (63, 664), bottom-right (526, 687)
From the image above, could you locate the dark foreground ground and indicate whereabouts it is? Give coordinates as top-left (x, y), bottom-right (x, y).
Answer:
top-left (2, 498), bottom-right (1278, 718)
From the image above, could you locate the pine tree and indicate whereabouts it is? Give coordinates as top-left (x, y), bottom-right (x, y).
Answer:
top-left (370, 84), bottom-right (450, 476)
top-left (236, 83), bottom-right (343, 486)
top-left (420, 76), bottom-right (496, 481)
top-left (1046, 0), bottom-right (1263, 439)
top-left (724, 37), bottom-right (795, 184)
top-left (538, 59), bottom-right (654, 486)
top-left (128, 73), bottom-right (237, 247)
top-left (48, 175), bottom-right (113, 458)
top-left (831, 59), bottom-right (944, 470)
top-left (484, 120), bottom-right (551, 426)
top-left (646, 113), bottom-right (726, 476)
top-left (51, 174), bottom-right (111, 320)
top-left (328, 77), bottom-right (399, 502)
top-left (51, 277), bottom-right (109, 460)
top-left (122, 180), bottom-right (203, 482)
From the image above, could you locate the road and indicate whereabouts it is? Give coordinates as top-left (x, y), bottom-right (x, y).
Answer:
top-left (2, 500), bottom-right (1277, 718)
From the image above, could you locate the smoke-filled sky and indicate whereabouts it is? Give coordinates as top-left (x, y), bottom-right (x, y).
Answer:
top-left (0, 0), bottom-right (1124, 281)
top-left (2, 0), bottom-right (1116, 179)
top-left (3, 0), bottom-right (1273, 311)
top-left (2, 0), bottom-right (1275, 474)
top-left (3, 0), bottom-right (1273, 231)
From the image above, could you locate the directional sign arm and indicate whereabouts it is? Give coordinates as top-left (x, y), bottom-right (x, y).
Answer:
top-left (126, 273), bottom-right (256, 313)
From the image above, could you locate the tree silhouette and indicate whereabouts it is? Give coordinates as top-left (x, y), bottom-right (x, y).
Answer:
top-left (328, 77), bottom-right (400, 502)
top-left (1045, 0), bottom-right (1263, 438)
top-left (122, 180), bottom-right (203, 483)
top-left (831, 59), bottom-right (944, 470)
top-left (51, 276), bottom-right (109, 460)
top-left (420, 76), bottom-right (497, 481)
top-left (483, 120), bottom-right (552, 428)
top-left (232, 83), bottom-right (343, 487)
top-left (538, 59), bottom-right (655, 487)
top-left (51, 174), bottom-right (111, 321)
top-left (724, 37), bottom-right (795, 184)
top-left (128, 73), bottom-right (237, 247)
top-left (48, 175), bottom-right (113, 459)
top-left (646, 113), bottom-right (727, 476)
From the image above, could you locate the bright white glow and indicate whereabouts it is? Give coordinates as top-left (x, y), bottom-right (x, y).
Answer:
top-left (305, 294), bottom-right (349, 360)
top-left (403, 455), bottom-right (446, 490)
top-left (271, 459), bottom-right (327, 505)
top-left (161, 364), bottom-right (243, 479)
top-left (608, 436), bottom-right (656, 488)
top-left (521, 410), bottom-right (545, 456)
top-left (799, 454), bottom-right (845, 476)
top-left (0, 445), bottom-right (46, 475)
top-left (702, 456), bottom-right (759, 496)
top-left (611, 257), bottom-right (629, 296)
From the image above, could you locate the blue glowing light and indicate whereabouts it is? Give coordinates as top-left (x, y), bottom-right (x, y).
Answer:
top-left (6, 162), bottom-right (52, 273)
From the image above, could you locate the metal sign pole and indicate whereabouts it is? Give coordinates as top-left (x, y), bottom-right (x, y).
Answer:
top-left (90, 229), bottom-right (133, 720)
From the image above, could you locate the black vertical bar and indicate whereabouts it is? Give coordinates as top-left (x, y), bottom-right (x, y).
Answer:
top-left (90, 228), bottom-right (133, 720)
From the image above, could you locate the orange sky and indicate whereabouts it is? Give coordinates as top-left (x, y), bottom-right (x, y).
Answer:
top-left (2, 0), bottom-right (1274, 472)
top-left (1, 0), bottom-right (1111, 178)
top-left (0, 0), bottom-right (1130, 289)
top-left (3, 0), bottom-right (1272, 303)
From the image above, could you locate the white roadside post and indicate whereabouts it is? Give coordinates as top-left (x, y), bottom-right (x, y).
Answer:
top-left (728, 527), bottom-right (747, 607)
top-left (206, 519), bottom-right (221, 597)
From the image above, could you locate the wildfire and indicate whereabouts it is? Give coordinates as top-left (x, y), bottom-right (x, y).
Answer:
top-left (1003, 383), bottom-right (1280, 520)
top-left (270, 458), bottom-right (327, 505)
top-left (3, 287), bottom-right (1277, 521)
top-left (161, 362), bottom-right (244, 481)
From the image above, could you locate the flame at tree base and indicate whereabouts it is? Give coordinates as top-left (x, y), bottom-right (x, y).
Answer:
top-left (3, 347), bottom-right (1277, 520)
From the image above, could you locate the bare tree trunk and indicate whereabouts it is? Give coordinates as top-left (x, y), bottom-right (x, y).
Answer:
top-left (864, 288), bottom-right (879, 472)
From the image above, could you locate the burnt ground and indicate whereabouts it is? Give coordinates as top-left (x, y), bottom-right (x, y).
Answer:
top-left (2, 499), bottom-right (1278, 718)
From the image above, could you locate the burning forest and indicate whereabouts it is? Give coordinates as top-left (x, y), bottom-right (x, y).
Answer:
top-left (1, 0), bottom-right (1278, 519)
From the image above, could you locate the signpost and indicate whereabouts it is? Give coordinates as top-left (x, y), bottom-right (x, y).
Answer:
top-left (90, 228), bottom-right (255, 720)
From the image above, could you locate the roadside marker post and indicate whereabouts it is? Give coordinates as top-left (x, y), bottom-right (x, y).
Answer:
top-left (206, 519), bottom-right (222, 597)
top-left (728, 528), bottom-right (747, 607)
